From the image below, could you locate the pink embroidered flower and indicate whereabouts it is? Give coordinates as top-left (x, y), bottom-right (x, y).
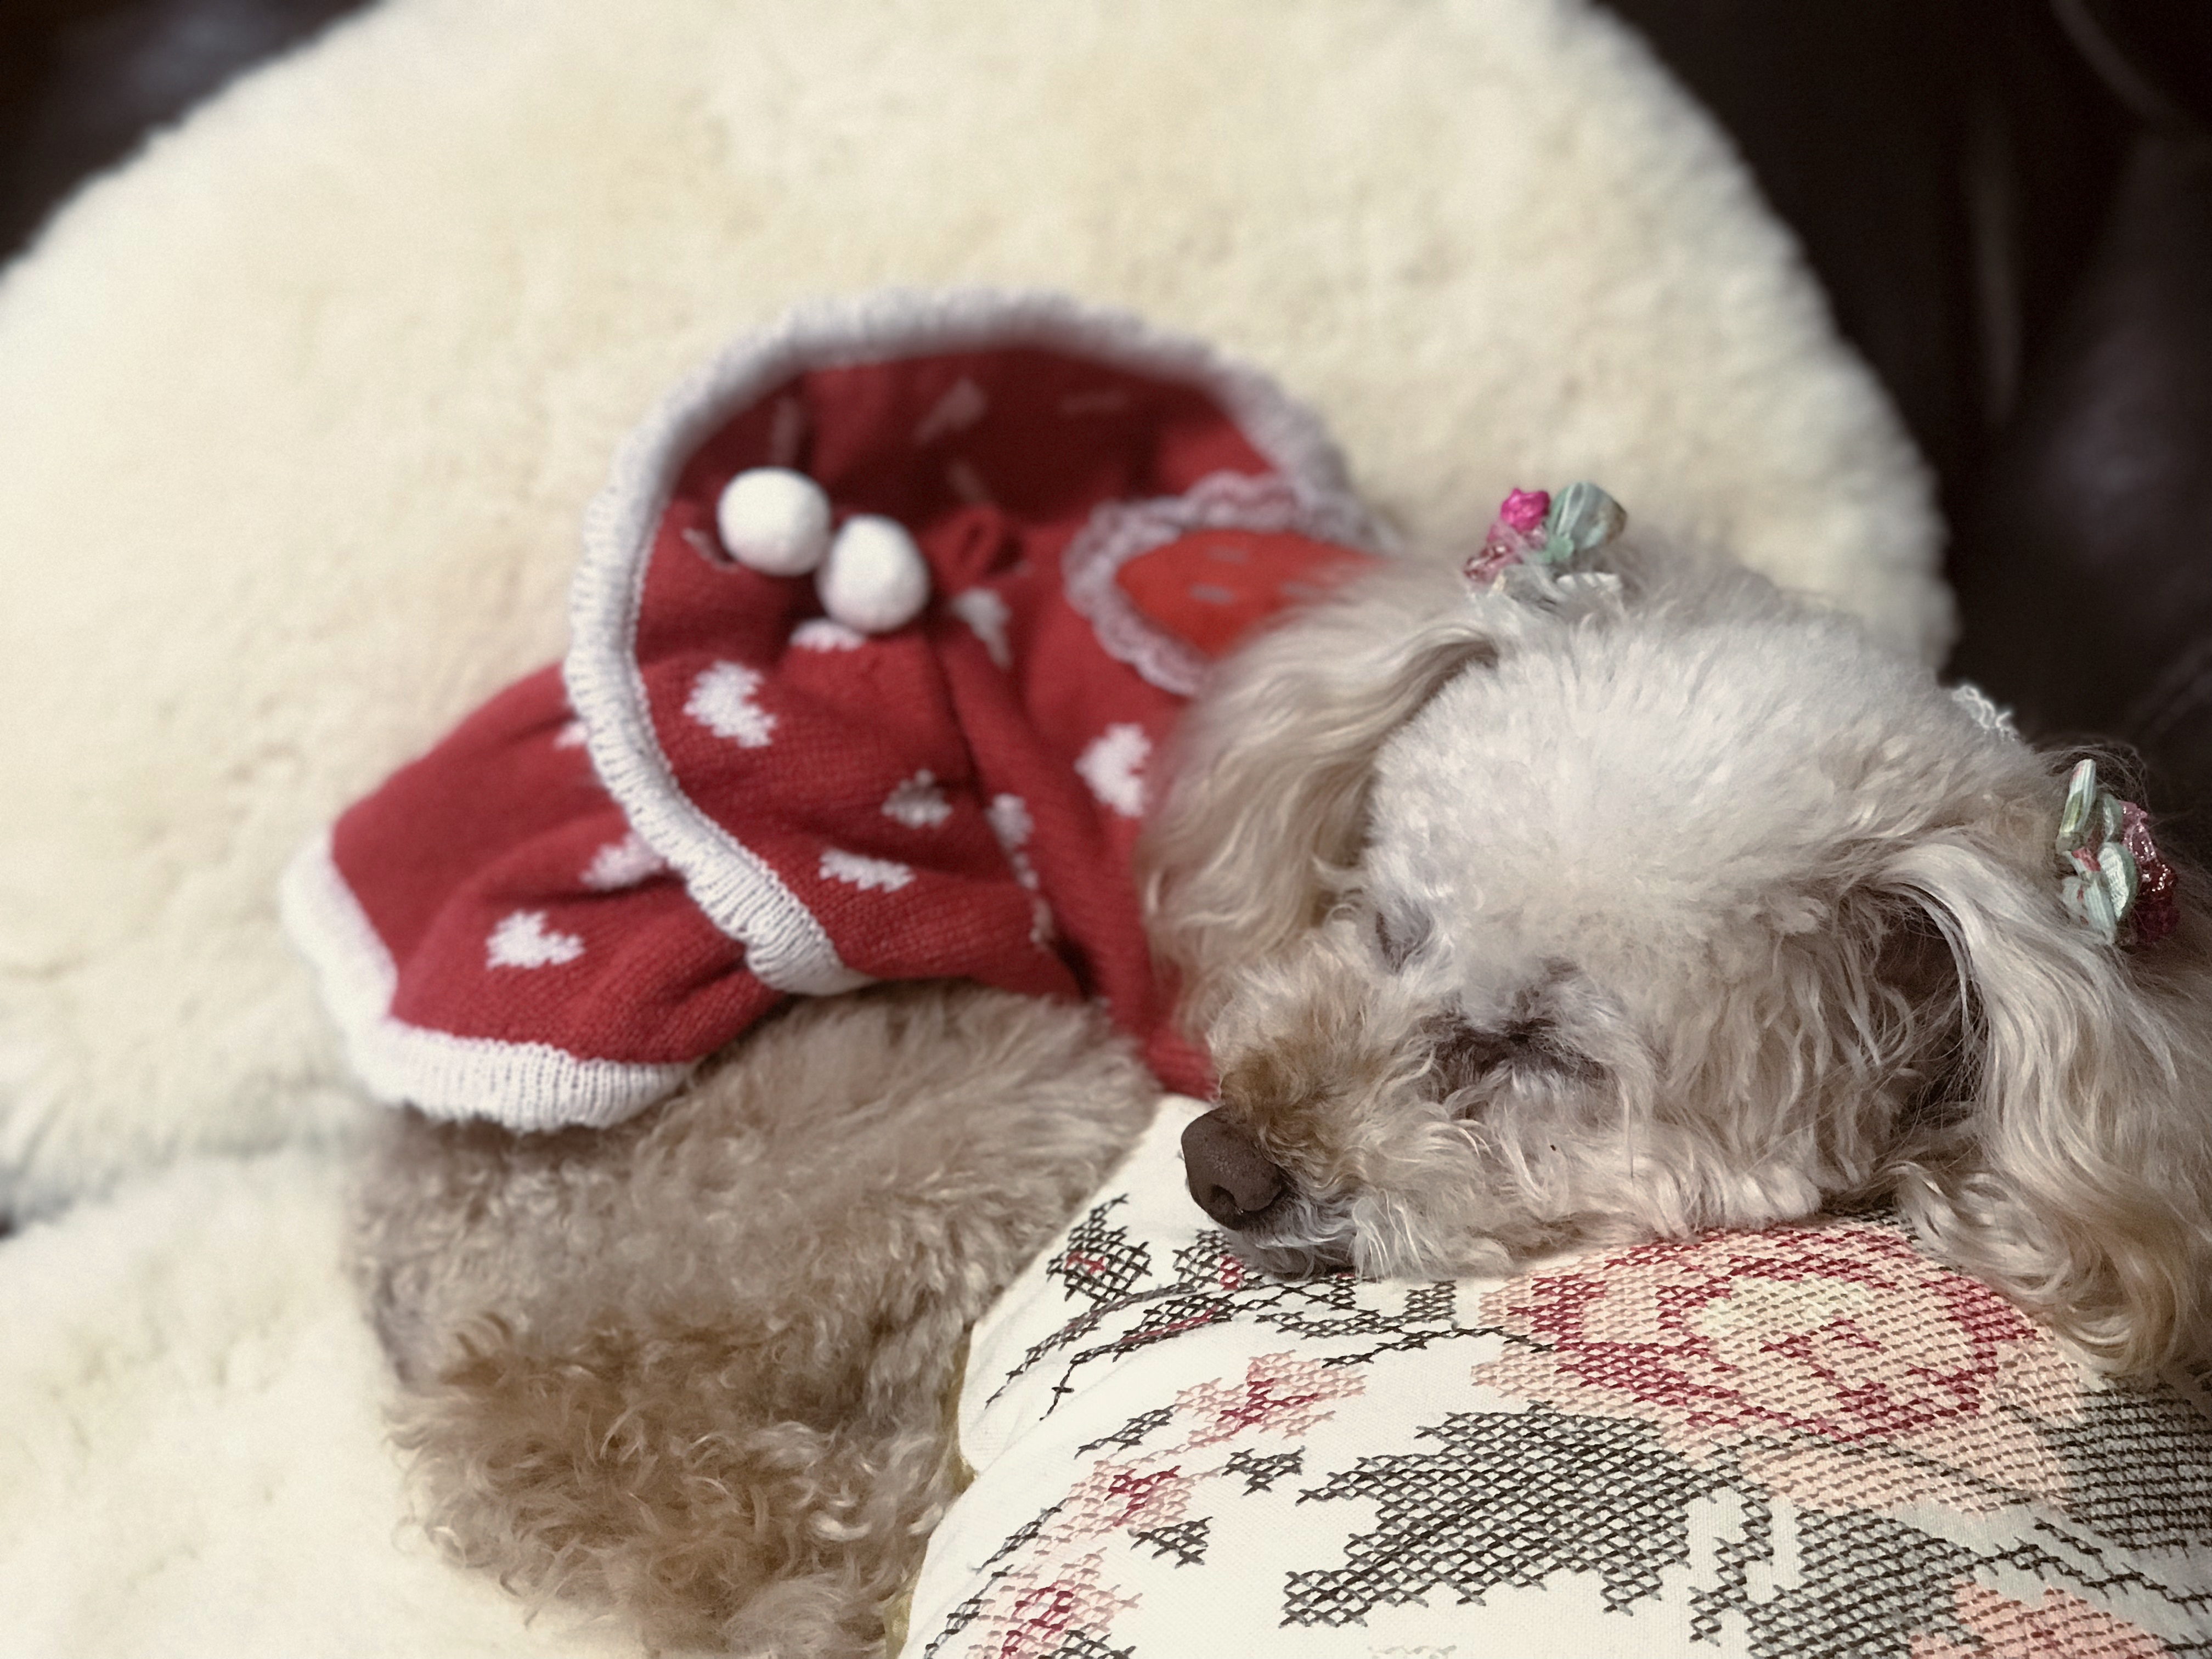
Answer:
top-left (1911, 1582), bottom-right (2174, 1658)
top-left (929, 1462), bottom-right (1182, 1654)
top-left (1475, 1223), bottom-right (2084, 1516)
top-left (1175, 1351), bottom-right (1364, 1447)
top-left (955, 1551), bottom-right (1137, 1659)
top-left (1035, 1459), bottom-right (1197, 1550)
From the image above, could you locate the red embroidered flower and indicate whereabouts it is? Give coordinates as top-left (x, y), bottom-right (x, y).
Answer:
top-left (960, 1553), bottom-right (1136, 1659)
top-left (1475, 1223), bottom-right (2084, 1516)
top-left (1175, 1352), bottom-right (1363, 1447)
top-left (1912, 1582), bottom-right (2175, 1659)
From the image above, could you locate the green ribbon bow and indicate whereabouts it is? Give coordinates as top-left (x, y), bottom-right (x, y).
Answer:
top-left (2055, 759), bottom-right (2140, 944)
top-left (1531, 481), bottom-right (1629, 568)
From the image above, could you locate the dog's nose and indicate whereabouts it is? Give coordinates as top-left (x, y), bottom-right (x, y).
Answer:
top-left (1182, 1110), bottom-right (1286, 1228)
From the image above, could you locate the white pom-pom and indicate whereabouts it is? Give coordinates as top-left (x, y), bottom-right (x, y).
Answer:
top-left (817, 516), bottom-right (932, 634)
top-left (716, 467), bottom-right (831, 576)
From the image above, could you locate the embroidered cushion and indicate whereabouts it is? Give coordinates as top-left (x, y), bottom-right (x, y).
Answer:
top-left (905, 1099), bottom-right (2212, 1657)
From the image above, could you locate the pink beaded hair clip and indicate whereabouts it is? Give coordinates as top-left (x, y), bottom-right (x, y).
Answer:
top-left (1464, 481), bottom-right (1627, 591)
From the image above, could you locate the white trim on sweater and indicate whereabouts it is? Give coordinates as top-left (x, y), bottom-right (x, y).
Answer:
top-left (1062, 469), bottom-right (1386, 696)
top-left (278, 831), bottom-right (691, 1130)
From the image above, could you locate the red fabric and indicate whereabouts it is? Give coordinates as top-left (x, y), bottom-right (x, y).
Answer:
top-left (332, 668), bottom-right (777, 1066)
top-left (1115, 528), bottom-right (1377, 658)
top-left (317, 338), bottom-right (1380, 1121)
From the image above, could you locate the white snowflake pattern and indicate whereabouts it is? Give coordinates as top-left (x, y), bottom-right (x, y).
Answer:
top-left (951, 588), bottom-right (1012, 668)
top-left (986, 792), bottom-right (1034, 858)
top-left (944, 457), bottom-right (994, 505)
top-left (768, 396), bottom-right (808, 467)
top-left (580, 831), bottom-right (669, 891)
top-left (820, 848), bottom-right (915, 893)
top-left (685, 661), bottom-right (777, 746)
top-left (486, 910), bottom-right (585, 969)
top-left (680, 526), bottom-right (721, 563)
top-left (552, 719), bottom-right (589, 750)
top-left (1076, 724), bottom-right (1152, 819)
top-left (913, 376), bottom-right (990, 444)
top-left (989, 792), bottom-right (1054, 948)
top-left (1059, 386), bottom-right (1131, 416)
top-left (791, 618), bottom-right (867, 652)
top-left (883, 770), bottom-right (953, 829)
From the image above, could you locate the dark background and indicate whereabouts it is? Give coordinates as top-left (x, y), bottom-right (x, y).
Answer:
top-left (4, 0), bottom-right (2208, 851)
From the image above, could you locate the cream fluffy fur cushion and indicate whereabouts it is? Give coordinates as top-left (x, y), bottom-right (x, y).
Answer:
top-left (0, 0), bottom-right (1946, 1220)
top-left (0, 0), bottom-right (1946, 1649)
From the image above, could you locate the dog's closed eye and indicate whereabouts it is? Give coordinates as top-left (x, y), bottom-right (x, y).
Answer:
top-left (1427, 1012), bottom-right (1590, 1103)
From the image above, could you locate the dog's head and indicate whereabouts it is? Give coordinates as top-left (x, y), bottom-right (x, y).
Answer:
top-left (1141, 552), bottom-right (2212, 1373)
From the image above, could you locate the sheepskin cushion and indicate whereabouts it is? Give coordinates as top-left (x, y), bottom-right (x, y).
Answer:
top-left (0, 1150), bottom-right (646, 1658)
top-left (907, 1101), bottom-right (2212, 1658)
top-left (0, 0), bottom-right (1945, 1222)
top-left (0, 0), bottom-right (1959, 1651)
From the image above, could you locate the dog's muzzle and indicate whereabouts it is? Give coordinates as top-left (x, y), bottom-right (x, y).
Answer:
top-left (1182, 1110), bottom-right (1288, 1229)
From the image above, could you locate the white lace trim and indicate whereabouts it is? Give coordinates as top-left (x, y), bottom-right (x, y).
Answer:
top-left (1062, 470), bottom-right (1386, 697)
top-left (566, 287), bottom-right (1365, 990)
top-left (277, 831), bottom-right (691, 1130)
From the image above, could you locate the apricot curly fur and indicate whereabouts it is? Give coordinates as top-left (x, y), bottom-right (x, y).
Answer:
top-left (354, 984), bottom-right (1154, 1656)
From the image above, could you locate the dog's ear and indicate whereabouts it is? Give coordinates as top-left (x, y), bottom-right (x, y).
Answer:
top-left (1138, 561), bottom-right (1496, 1024)
top-left (1878, 814), bottom-right (2212, 1374)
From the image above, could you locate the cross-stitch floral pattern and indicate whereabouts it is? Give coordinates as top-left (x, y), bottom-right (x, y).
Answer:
top-left (1473, 1223), bottom-right (2086, 1517)
top-left (1912, 1582), bottom-right (2174, 1658)
top-left (925, 1355), bottom-right (1366, 1657)
top-left (907, 1104), bottom-right (2212, 1658)
top-left (1176, 1353), bottom-right (1362, 1448)
top-left (938, 1551), bottom-right (1137, 1659)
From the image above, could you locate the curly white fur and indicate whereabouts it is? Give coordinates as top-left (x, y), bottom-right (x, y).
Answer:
top-left (1146, 550), bottom-right (2212, 1377)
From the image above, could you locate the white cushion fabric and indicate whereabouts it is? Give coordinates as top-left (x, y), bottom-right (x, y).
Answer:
top-left (909, 1101), bottom-right (2212, 1657)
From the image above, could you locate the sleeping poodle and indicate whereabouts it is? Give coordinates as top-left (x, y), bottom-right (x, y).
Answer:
top-left (352, 529), bottom-right (2210, 1657)
top-left (1156, 545), bottom-right (2210, 1376)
